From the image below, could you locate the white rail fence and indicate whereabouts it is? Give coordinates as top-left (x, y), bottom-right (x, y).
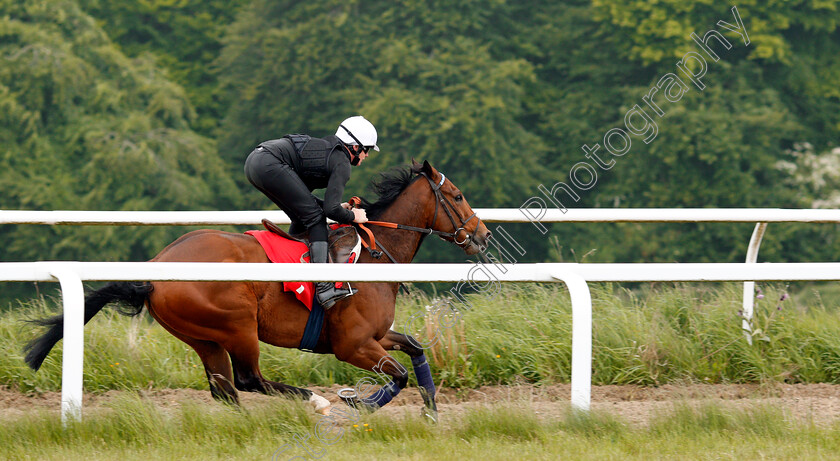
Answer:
top-left (4, 207), bottom-right (840, 340)
top-left (3, 209), bottom-right (840, 422)
top-left (4, 261), bottom-right (840, 423)
top-left (6, 208), bottom-right (840, 224)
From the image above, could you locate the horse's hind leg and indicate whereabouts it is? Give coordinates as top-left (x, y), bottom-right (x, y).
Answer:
top-left (153, 317), bottom-right (239, 405)
top-left (223, 337), bottom-right (331, 414)
top-left (183, 339), bottom-right (239, 405)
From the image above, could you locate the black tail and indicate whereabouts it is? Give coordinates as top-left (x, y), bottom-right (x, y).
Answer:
top-left (23, 281), bottom-right (153, 371)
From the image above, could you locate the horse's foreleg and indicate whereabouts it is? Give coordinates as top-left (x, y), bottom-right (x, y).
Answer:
top-left (337, 338), bottom-right (410, 412)
top-left (379, 330), bottom-right (438, 422)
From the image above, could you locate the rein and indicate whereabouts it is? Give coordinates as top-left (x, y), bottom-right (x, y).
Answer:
top-left (364, 220), bottom-right (455, 239)
top-left (348, 171), bottom-right (482, 258)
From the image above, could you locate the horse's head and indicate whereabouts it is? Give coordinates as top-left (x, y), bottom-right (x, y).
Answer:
top-left (413, 160), bottom-right (491, 255)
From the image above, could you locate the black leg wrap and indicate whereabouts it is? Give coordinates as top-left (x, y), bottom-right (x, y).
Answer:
top-left (339, 380), bottom-right (402, 413)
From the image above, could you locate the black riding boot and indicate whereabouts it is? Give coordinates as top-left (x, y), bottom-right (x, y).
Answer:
top-left (310, 241), bottom-right (356, 309)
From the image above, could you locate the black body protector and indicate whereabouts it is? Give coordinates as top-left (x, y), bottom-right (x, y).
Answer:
top-left (249, 134), bottom-right (357, 309)
top-left (282, 134), bottom-right (332, 184)
top-left (258, 134), bottom-right (343, 189)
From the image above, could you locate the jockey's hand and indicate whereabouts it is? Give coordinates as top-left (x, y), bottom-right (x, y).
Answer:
top-left (352, 208), bottom-right (368, 223)
top-left (341, 202), bottom-right (351, 210)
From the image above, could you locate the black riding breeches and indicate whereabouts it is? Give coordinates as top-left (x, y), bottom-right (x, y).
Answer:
top-left (244, 148), bottom-right (327, 241)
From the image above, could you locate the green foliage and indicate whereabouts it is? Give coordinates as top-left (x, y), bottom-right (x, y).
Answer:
top-left (591, 0), bottom-right (839, 65)
top-left (208, 0), bottom-right (840, 265)
top-left (0, 395), bottom-right (314, 460)
top-left (216, 0), bottom-right (548, 207)
top-left (1, 0), bottom-right (840, 287)
top-left (79, 0), bottom-right (249, 134)
top-left (454, 405), bottom-right (546, 442)
top-left (2, 386), bottom-right (840, 460)
top-left (497, 1), bottom-right (840, 263)
top-left (0, 1), bottom-right (241, 265)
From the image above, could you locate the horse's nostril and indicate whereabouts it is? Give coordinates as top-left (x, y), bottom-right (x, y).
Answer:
top-left (485, 230), bottom-right (492, 241)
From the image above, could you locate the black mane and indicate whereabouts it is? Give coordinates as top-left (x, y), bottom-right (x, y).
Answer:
top-left (360, 163), bottom-right (424, 219)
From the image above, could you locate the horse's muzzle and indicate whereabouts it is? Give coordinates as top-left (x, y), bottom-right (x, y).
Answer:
top-left (463, 229), bottom-right (491, 255)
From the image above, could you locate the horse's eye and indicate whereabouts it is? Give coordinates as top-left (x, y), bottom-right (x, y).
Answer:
top-left (455, 194), bottom-right (463, 202)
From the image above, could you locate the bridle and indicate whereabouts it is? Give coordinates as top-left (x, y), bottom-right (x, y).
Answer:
top-left (351, 170), bottom-right (483, 260)
top-left (417, 171), bottom-right (481, 246)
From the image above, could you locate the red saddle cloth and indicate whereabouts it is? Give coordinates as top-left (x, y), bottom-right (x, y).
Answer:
top-left (245, 230), bottom-right (314, 310)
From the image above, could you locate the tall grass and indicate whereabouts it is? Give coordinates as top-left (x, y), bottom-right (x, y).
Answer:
top-left (2, 283), bottom-right (840, 393)
top-left (404, 282), bottom-right (840, 387)
top-left (3, 397), bottom-right (840, 460)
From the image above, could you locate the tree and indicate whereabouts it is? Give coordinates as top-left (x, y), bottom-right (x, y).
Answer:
top-left (215, 0), bottom-right (552, 263)
top-left (80, 0), bottom-right (250, 135)
top-left (0, 0), bottom-right (241, 267)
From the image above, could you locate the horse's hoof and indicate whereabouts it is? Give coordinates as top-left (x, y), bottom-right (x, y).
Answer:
top-left (338, 388), bottom-right (377, 413)
top-left (309, 393), bottom-right (331, 415)
top-left (337, 388), bottom-right (361, 407)
top-left (421, 406), bottom-right (438, 424)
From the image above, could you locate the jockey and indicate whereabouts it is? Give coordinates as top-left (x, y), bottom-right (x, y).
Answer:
top-left (244, 115), bottom-right (378, 308)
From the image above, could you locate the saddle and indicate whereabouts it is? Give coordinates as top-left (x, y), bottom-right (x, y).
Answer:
top-left (261, 219), bottom-right (361, 264)
top-left (256, 220), bottom-right (360, 351)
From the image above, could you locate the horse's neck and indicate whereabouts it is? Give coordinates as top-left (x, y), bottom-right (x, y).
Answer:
top-left (366, 189), bottom-right (432, 264)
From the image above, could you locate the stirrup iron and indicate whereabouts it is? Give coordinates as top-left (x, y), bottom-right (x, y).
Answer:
top-left (316, 281), bottom-right (357, 309)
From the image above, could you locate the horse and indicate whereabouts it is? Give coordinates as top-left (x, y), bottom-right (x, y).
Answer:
top-left (23, 160), bottom-right (491, 419)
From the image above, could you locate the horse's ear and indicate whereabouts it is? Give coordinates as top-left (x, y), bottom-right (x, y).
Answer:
top-left (421, 160), bottom-right (435, 176)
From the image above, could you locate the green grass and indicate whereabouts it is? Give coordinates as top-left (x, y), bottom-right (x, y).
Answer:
top-left (2, 397), bottom-right (840, 460)
top-left (2, 282), bottom-right (840, 393)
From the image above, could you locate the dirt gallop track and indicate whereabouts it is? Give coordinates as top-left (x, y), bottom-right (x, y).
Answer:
top-left (4, 383), bottom-right (840, 425)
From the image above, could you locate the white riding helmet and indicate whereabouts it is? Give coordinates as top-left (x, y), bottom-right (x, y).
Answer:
top-left (335, 116), bottom-right (380, 151)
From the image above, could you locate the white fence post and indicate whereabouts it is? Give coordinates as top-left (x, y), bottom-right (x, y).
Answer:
top-left (742, 223), bottom-right (768, 345)
top-left (47, 264), bottom-right (85, 425)
top-left (551, 269), bottom-right (592, 411)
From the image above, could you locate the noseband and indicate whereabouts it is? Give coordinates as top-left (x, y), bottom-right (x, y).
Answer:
top-left (419, 172), bottom-right (480, 246)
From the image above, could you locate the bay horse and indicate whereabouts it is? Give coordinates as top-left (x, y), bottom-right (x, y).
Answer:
top-left (24, 160), bottom-right (490, 419)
